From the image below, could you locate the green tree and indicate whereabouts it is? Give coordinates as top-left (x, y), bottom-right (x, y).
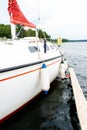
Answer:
top-left (0, 24), bottom-right (51, 40)
top-left (0, 24), bottom-right (11, 38)
top-left (38, 29), bottom-right (51, 40)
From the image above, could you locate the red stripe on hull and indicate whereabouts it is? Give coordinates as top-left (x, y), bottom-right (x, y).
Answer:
top-left (0, 59), bottom-right (61, 82)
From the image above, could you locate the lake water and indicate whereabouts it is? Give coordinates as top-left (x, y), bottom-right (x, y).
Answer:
top-left (62, 42), bottom-right (87, 98)
top-left (1, 42), bottom-right (87, 130)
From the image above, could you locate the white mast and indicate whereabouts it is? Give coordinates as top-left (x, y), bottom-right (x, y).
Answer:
top-left (11, 23), bottom-right (16, 40)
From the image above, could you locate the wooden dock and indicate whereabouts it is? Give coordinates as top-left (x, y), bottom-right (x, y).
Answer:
top-left (69, 68), bottom-right (87, 130)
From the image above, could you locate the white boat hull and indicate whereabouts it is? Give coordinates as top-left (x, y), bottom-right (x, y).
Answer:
top-left (0, 54), bottom-right (62, 122)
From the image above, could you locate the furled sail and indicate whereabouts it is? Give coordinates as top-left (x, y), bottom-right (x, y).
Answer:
top-left (8, 0), bottom-right (36, 28)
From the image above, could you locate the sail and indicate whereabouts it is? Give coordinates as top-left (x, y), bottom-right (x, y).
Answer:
top-left (8, 0), bottom-right (36, 28)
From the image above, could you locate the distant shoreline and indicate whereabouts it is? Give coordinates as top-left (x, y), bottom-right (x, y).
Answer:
top-left (68, 40), bottom-right (87, 42)
top-left (62, 39), bottom-right (87, 42)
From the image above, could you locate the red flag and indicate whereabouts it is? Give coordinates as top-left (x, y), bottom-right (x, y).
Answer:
top-left (8, 0), bottom-right (36, 28)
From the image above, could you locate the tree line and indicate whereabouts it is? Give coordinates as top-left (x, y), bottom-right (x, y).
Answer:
top-left (0, 24), bottom-right (70, 43)
top-left (0, 24), bottom-right (51, 40)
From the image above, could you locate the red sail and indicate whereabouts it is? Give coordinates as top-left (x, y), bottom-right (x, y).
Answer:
top-left (8, 0), bottom-right (36, 28)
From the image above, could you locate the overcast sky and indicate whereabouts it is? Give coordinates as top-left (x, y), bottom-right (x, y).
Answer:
top-left (0, 0), bottom-right (87, 39)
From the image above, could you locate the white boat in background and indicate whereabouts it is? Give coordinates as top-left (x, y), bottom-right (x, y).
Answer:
top-left (0, 0), bottom-right (64, 123)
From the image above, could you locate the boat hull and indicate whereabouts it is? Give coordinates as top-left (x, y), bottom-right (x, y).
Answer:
top-left (0, 56), bottom-right (62, 123)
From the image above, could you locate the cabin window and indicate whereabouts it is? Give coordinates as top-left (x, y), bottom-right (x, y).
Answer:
top-left (28, 46), bottom-right (38, 53)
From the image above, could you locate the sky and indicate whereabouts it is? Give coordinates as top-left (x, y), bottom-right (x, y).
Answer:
top-left (0, 0), bottom-right (87, 40)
